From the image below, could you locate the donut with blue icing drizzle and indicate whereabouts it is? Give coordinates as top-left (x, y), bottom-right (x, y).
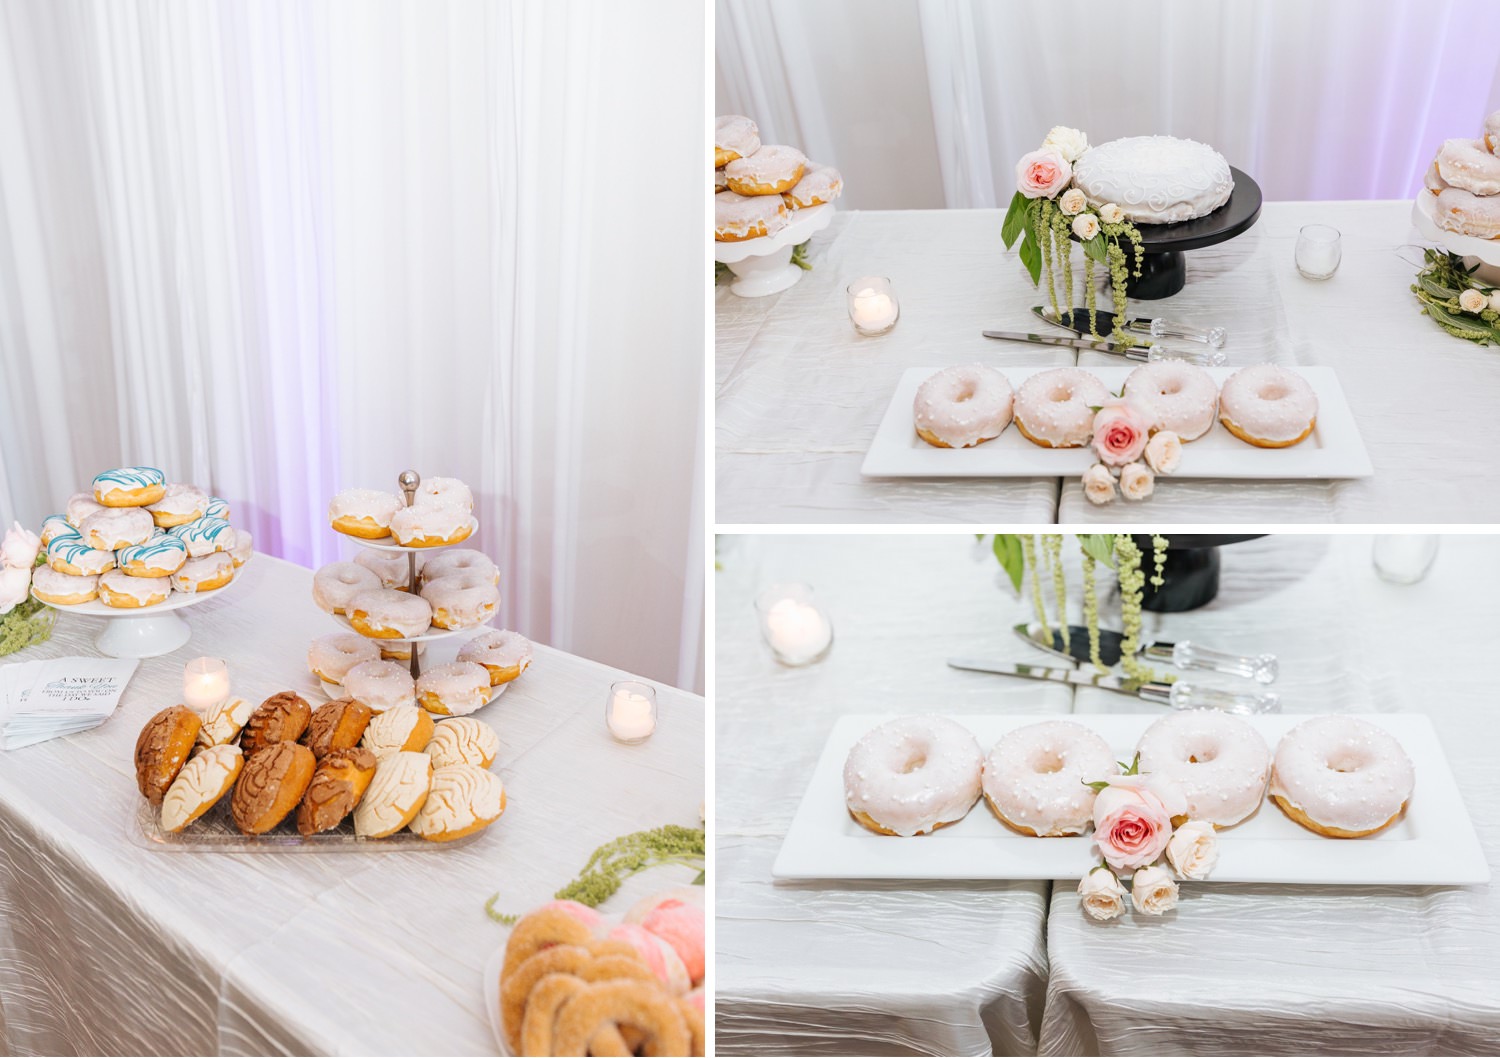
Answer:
top-left (93, 466), bottom-right (166, 508)
top-left (40, 515), bottom-right (78, 547)
top-left (119, 532), bottom-right (189, 578)
top-left (168, 516), bottom-right (235, 558)
top-left (46, 535), bottom-right (116, 576)
top-left (204, 496), bottom-right (231, 521)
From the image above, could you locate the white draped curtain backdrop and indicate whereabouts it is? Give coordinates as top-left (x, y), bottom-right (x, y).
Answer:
top-left (0, 0), bottom-right (704, 692)
top-left (716, 0), bottom-right (1500, 210)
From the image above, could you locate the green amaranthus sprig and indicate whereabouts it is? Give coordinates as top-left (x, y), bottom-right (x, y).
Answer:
top-left (1411, 248), bottom-right (1500, 344)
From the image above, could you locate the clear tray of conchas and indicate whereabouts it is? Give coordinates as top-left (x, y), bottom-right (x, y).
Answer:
top-left (484, 890), bottom-right (706, 1056)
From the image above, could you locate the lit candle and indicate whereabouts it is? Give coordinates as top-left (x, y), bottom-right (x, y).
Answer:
top-left (607, 681), bottom-right (657, 743)
top-left (763, 597), bottom-right (833, 664)
top-left (183, 657), bottom-right (229, 714)
top-left (846, 277), bottom-right (899, 335)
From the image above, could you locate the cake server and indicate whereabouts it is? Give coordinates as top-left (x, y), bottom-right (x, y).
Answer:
top-left (1032, 306), bottom-right (1228, 351)
top-left (1013, 622), bottom-right (1278, 684)
top-left (981, 329), bottom-right (1222, 367)
top-left (945, 657), bottom-right (1280, 715)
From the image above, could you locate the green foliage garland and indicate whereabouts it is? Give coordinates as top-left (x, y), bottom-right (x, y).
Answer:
top-left (1410, 248), bottom-right (1500, 344)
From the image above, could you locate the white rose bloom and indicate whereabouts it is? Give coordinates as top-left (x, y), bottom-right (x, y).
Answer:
top-left (1071, 213), bottom-right (1100, 241)
top-left (1119, 462), bottom-right (1154, 500)
top-left (1165, 819), bottom-right (1219, 880)
top-left (1059, 188), bottom-right (1087, 216)
top-left (1144, 430), bottom-right (1182, 474)
top-left (0, 565), bottom-right (31, 616)
top-left (1460, 287), bottom-right (1487, 313)
top-left (1130, 865), bottom-right (1180, 915)
top-left (1077, 867), bottom-right (1126, 921)
top-left (0, 521), bottom-right (41, 570)
top-left (1082, 463), bottom-right (1116, 505)
top-left (1042, 125), bottom-right (1089, 163)
top-left (1099, 202), bottom-right (1125, 225)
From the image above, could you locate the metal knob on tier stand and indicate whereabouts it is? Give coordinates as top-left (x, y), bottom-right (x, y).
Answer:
top-left (398, 469), bottom-right (422, 679)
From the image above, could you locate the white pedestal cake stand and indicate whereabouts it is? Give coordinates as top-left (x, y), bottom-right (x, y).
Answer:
top-left (33, 567), bottom-right (245, 659)
top-left (1412, 192), bottom-right (1500, 284)
top-left (715, 203), bottom-right (834, 297)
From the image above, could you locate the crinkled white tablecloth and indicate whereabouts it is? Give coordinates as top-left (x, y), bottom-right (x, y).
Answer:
top-left (0, 554), bottom-right (704, 1056)
top-left (714, 534), bottom-right (1500, 1056)
top-left (715, 202), bottom-right (1495, 523)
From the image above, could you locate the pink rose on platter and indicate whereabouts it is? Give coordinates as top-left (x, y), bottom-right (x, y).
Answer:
top-left (1016, 148), bottom-right (1072, 200)
top-left (1091, 402), bottom-right (1153, 466)
top-left (1092, 776), bottom-right (1184, 871)
top-left (0, 522), bottom-right (41, 570)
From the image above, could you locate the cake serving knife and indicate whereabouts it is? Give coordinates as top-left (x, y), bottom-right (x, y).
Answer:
top-left (980, 329), bottom-right (1223, 367)
top-left (944, 658), bottom-right (1280, 715)
top-left (1012, 622), bottom-right (1279, 684)
top-left (1031, 306), bottom-right (1229, 351)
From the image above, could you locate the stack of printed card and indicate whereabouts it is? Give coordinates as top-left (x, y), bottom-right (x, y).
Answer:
top-left (0, 657), bottom-right (138, 750)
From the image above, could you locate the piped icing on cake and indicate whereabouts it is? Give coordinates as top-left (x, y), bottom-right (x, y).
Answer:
top-left (1072, 136), bottom-right (1233, 224)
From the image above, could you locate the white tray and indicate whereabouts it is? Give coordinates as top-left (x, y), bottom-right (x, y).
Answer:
top-left (772, 713), bottom-right (1488, 886)
top-left (860, 366), bottom-right (1373, 480)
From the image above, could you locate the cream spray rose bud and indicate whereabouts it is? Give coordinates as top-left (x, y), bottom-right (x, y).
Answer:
top-left (1144, 430), bottom-right (1182, 475)
top-left (1077, 866), bottom-right (1126, 921)
top-left (1082, 463), bottom-right (1116, 505)
top-left (1042, 125), bottom-right (1089, 163)
top-left (1129, 864), bottom-right (1180, 916)
top-left (1459, 287), bottom-right (1487, 313)
top-left (1165, 819), bottom-right (1219, 880)
top-left (1119, 462), bottom-right (1155, 501)
top-left (1071, 213), bottom-right (1100, 241)
top-left (1098, 202), bottom-right (1125, 225)
top-left (0, 521), bottom-right (41, 570)
top-left (1059, 188), bottom-right (1087, 216)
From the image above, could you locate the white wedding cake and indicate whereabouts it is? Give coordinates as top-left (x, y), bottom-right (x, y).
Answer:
top-left (1072, 136), bottom-right (1233, 225)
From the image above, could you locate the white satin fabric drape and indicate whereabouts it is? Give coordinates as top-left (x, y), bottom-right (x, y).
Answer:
top-left (716, 0), bottom-right (1500, 209)
top-left (0, 0), bottom-right (704, 691)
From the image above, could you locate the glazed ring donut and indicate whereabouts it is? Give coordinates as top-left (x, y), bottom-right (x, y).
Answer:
top-left (714, 168), bottom-right (728, 193)
top-left (420, 571), bottom-right (499, 630)
top-left (313, 561), bottom-right (382, 615)
top-left (171, 553), bottom-right (234, 593)
top-left (167, 516), bottom-right (235, 557)
top-left (97, 569), bottom-right (170, 608)
top-left (1218, 363), bottom-right (1318, 448)
top-left (724, 144), bottom-right (807, 196)
top-left (30, 566), bottom-right (99, 605)
top-left (982, 720), bottom-right (1119, 836)
top-left (1135, 711), bottom-right (1270, 827)
top-left (342, 659), bottom-right (417, 713)
top-left (80, 507), bottom-right (154, 552)
top-left (457, 629), bottom-right (533, 685)
top-left (1435, 137), bottom-right (1500, 196)
top-left (1433, 187), bottom-right (1500, 240)
top-left (46, 536), bottom-right (116, 577)
top-left (714, 191), bottom-right (788, 242)
top-left (413, 476), bottom-right (473, 511)
top-left (1424, 160), bottom-right (1449, 194)
top-left (145, 483), bottom-right (208, 528)
top-left (40, 515), bottom-right (76, 547)
top-left (389, 504), bottom-right (474, 548)
top-left (229, 528), bottom-right (253, 568)
top-left (1013, 368), bottom-right (1112, 448)
top-left (783, 163), bottom-right (843, 209)
top-left (1123, 361), bottom-right (1219, 441)
top-left (913, 364), bottom-right (1014, 449)
top-left (415, 661), bottom-right (492, 716)
top-left (118, 533), bottom-right (188, 578)
top-left (307, 632), bottom-right (382, 684)
top-left (551, 980), bottom-right (692, 1058)
top-left (93, 466), bottom-right (166, 507)
top-left (203, 496), bottom-right (231, 520)
top-left (1486, 109), bottom-right (1500, 154)
top-left (714, 114), bottom-right (760, 169)
top-left (1269, 716), bottom-right (1415, 838)
top-left (65, 492), bottom-right (106, 528)
top-left (419, 548), bottom-right (497, 587)
top-left (329, 488), bottom-right (402, 539)
top-left (843, 716), bottom-right (983, 836)
top-left (346, 588), bottom-right (432, 639)
top-left (356, 549), bottom-right (416, 590)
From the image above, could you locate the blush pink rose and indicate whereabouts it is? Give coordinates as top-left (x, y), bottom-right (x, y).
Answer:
top-left (1092, 781), bottom-right (1175, 871)
top-left (1091, 402), bottom-right (1153, 466)
top-left (1016, 148), bottom-right (1072, 199)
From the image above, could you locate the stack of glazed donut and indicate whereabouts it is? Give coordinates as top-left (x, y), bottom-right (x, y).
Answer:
top-left (1425, 109), bottom-right (1500, 239)
top-left (714, 114), bottom-right (843, 242)
top-left (328, 475), bottom-right (476, 547)
top-left (31, 468), bottom-right (252, 609)
top-left (843, 713), bottom-right (1414, 840)
top-left (135, 689), bottom-right (507, 843)
top-left (498, 892), bottom-right (705, 1056)
top-left (910, 362), bottom-right (1319, 450)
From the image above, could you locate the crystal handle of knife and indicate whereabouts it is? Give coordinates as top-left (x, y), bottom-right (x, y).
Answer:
top-left (1135, 317), bottom-right (1229, 349)
top-left (1140, 682), bottom-right (1280, 715)
top-left (1147, 640), bottom-right (1280, 684)
top-left (1143, 344), bottom-right (1228, 368)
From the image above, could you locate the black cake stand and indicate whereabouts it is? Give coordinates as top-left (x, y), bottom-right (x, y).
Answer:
top-left (1111, 166), bottom-right (1262, 300)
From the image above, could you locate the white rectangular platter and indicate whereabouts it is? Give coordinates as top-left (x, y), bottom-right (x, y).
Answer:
top-left (860, 366), bottom-right (1373, 479)
top-left (772, 713), bottom-right (1488, 886)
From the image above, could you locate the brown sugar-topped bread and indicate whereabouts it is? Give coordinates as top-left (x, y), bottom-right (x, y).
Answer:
top-left (302, 698), bottom-right (373, 759)
top-left (231, 742), bottom-right (316, 834)
top-left (297, 746), bottom-right (378, 835)
top-left (135, 705), bottom-right (202, 804)
top-left (240, 691), bottom-right (312, 754)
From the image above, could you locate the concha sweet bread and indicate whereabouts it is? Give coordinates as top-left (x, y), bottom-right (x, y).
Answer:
top-left (353, 750), bottom-right (433, 838)
top-left (135, 705), bottom-right (202, 805)
top-left (407, 763), bottom-right (506, 841)
top-left (296, 746), bottom-right (377, 835)
top-left (196, 696), bottom-right (255, 749)
top-left (160, 744), bottom-right (243, 832)
top-left (425, 716), bottom-right (501, 768)
top-left (302, 698), bottom-right (374, 758)
top-left (231, 742), bottom-right (316, 834)
top-left (361, 704), bottom-right (435, 760)
top-left (240, 691), bottom-right (312, 755)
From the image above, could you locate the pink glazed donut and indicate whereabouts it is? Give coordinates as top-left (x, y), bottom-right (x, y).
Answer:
top-left (1123, 361), bottom-right (1219, 441)
top-left (313, 562), bottom-right (382, 616)
top-left (1269, 716), bottom-right (1414, 838)
top-left (913, 364), bottom-right (1014, 449)
top-left (1014, 368), bottom-right (1112, 448)
top-left (1135, 711), bottom-right (1270, 827)
top-left (420, 572), bottom-right (500, 630)
top-left (843, 716), bottom-right (983, 836)
top-left (1218, 363), bottom-right (1318, 448)
top-left (981, 720), bottom-right (1119, 836)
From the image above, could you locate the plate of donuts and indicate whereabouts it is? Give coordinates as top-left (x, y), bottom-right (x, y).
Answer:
top-left (774, 712), bottom-right (1487, 886)
top-left (862, 364), bottom-right (1373, 479)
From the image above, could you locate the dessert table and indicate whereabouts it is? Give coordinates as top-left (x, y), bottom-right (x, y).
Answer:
top-left (715, 202), bottom-right (1495, 523)
top-left (0, 554), bottom-right (704, 1056)
top-left (714, 534), bottom-right (1500, 1056)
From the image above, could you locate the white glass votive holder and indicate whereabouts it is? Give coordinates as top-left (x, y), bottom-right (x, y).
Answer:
top-left (847, 277), bottom-right (900, 336)
top-left (1295, 225), bottom-right (1341, 280)
top-left (1373, 535), bottom-right (1439, 585)
top-left (606, 681), bottom-right (658, 744)
top-left (183, 656), bottom-right (229, 714)
top-left (755, 583), bottom-right (834, 666)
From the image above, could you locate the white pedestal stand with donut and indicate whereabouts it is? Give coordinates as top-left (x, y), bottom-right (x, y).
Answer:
top-left (1412, 192), bottom-right (1500, 285)
top-left (36, 577), bottom-right (244, 658)
top-left (715, 203), bottom-right (834, 298)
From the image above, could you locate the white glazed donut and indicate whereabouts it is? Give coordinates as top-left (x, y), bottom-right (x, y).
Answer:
top-left (379, 640), bottom-right (427, 662)
top-left (981, 720), bottom-right (1120, 836)
top-left (783, 163), bottom-right (843, 209)
top-left (457, 629), bottom-right (533, 685)
top-left (229, 528), bottom-right (253, 568)
top-left (1123, 361), bottom-right (1219, 441)
top-left (420, 572), bottom-right (500, 630)
top-left (145, 483), bottom-right (208, 528)
top-left (1486, 109), bottom-right (1500, 153)
top-left (203, 496), bottom-right (231, 521)
top-left (913, 364), bottom-right (1014, 449)
top-left (1013, 368), bottom-right (1112, 448)
top-left (1423, 160), bottom-right (1449, 194)
top-left (65, 492), bottom-right (106, 528)
top-left (342, 659), bottom-right (417, 714)
top-left (312, 561), bottom-right (382, 615)
top-left (118, 532), bottom-right (188, 578)
top-left (1135, 712), bottom-right (1270, 827)
top-left (346, 587), bottom-right (432, 639)
top-left (356, 549), bottom-right (417, 590)
top-left (1269, 716), bottom-right (1415, 837)
top-left (40, 515), bottom-right (76, 547)
top-left (1435, 137), bottom-right (1500, 196)
top-left (715, 168), bottom-right (728, 193)
top-left (426, 716), bottom-right (501, 768)
top-left (415, 661), bottom-right (492, 716)
top-left (419, 548), bottom-right (496, 587)
top-left (307, 632), bottom-right (382, 684)
top-left (725, 145), bottom-right (808, 197)
top-left (389, 504), bottom-right (473, 548)
top-left (1218, 363), bottom-right (1318, 448)
top-left (714, 115), bottom-right (760, 168)
top-left (171, 552), bottom-right (234, 593)
top-left (329, 488), bottom-right (402, 539)
top-left (714, 192), bottom-right (788, 242)
top-left (30, 565), bottom-right (99, 605)
top-left (843, 716), bottom-right (983, 836)
top-left (167, 516), bottom-right (235, 557)
top-left (46, 536), bottom-right (115, 577)
top-left (97, 569), bottom-right (171, 608)
top-left (80, 507), bottom-right (154, 551)
top-left (1433, 187), bottom-right (1500, 240)
top-left (414, 476), bottom-right (473, 511)
top-left (92, 466), bottom-right (166, 507)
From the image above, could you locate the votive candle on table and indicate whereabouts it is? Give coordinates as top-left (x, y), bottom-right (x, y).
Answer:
top-left (847, 277), bottom-right (899, 335)
top-left (1295, 224), bottom-right (1341, 280)
top-left (755, 583), bottom-right (834, 666)
top-left (607, 681), bottom-right (657, 744)
top-left (183, 657), bottom-right (229, 713)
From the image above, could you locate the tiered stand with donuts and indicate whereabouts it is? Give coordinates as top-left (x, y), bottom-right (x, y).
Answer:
top-left (715, 202), bottom-right (834, 297)
top-left (1412, 191), bottom-right (1500, 284)
top-left (35, 573), bottom-right (245, 659)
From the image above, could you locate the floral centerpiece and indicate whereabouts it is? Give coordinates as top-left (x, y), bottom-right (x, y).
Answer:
top-left (0, 522), bottom-right (53, 656)
top-left (1001, 126), bottom-right (1146, 345)
top-left (1411, 248), bottom-right (1500, 344)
